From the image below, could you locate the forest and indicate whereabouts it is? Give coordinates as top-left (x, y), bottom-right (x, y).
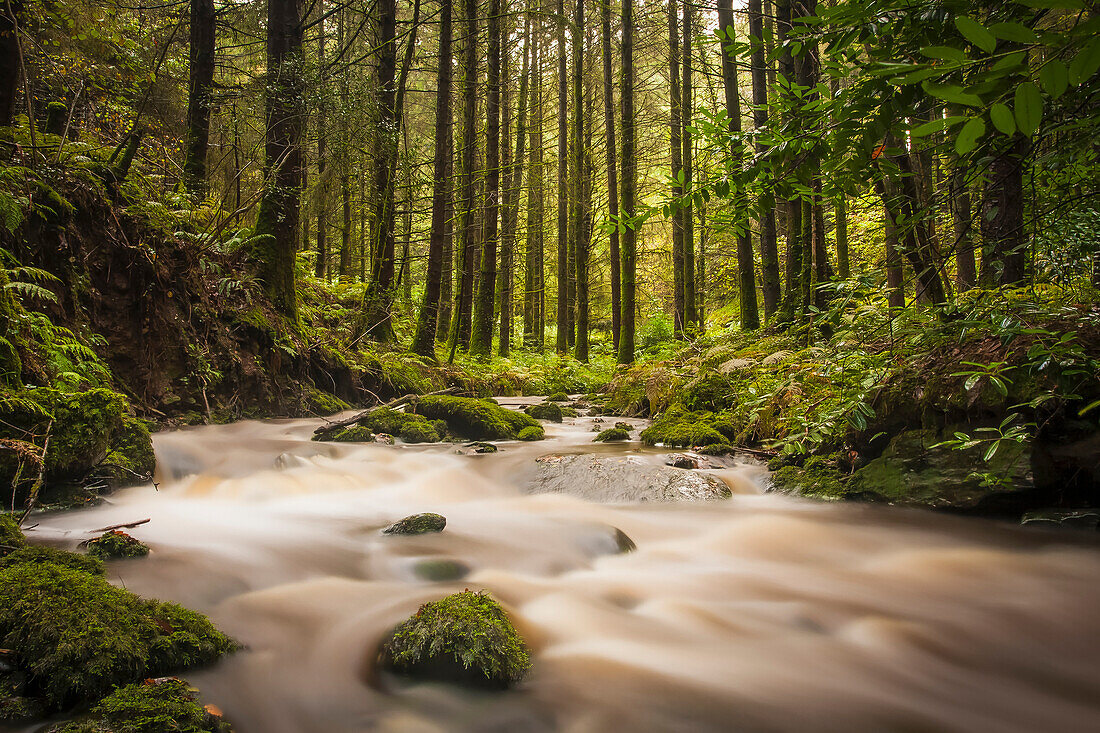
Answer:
top-left (1, 0), bottom-right (1099, 731)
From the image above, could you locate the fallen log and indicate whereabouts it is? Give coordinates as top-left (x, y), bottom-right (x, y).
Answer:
top-left (314, 387), bottom-right (460, 435)
top-left (91, 518), bottom-right (151, 533)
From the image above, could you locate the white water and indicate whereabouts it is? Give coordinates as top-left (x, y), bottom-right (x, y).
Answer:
top-left (21, 406), bottom-right (1100, 732)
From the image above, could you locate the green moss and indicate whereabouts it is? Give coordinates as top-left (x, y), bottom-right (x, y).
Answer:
top-left (0, 514), bottom-right (27, 555)
top-left (517, 426), bottom-right (544, 441)
top-left (640, 406), bottom-right (729, 448)
top-left (399, 421), bottom-right (440, 443)
top-left (0, 545), bottom-right (104, 575)
top-left (415, 396), bottom-right (540, 441)
top-left (769, 464), bottom-right (850, 500)
top-left (547, 392), bottom-right (569, 402)
top-left (0, 562), bottom-right (236, 710)
top-left (324, 426), bottom-right (374, 443)
top-left (303, 386), bottom-right (351, 416)
top-left (47, 678), bottom-right (231, 733)
top-left (100, 418), bottom-right (156, 487)
top-left (594, 427), bottom-right (631, 442)
top-left (380, 590), bottom-right (531, 688)
top-left (85, 531), bottom-right (150, 560)
top-left (46, 388), bottom-right (128, 479)
top-left (525, 402), bottom-right (564, 422)
top-left (384, 513), bottom-right (447, 535)
top-left (413, 559), bottom-right (470, 581)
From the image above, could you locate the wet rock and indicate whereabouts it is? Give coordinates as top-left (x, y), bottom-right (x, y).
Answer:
top-left (611, 527), bottom-right (636, 553)
top-left (573, 524), bottom-right (637, 556)
top-left (546, 393), bottom-right (570, 402)
top-left (525, 402), bottom-right (564, 422)
top-left (528, 454), bottom-right (731, 502)
top-left (665, 452), bottom-right (709, 469)
top-left (1021, 509), bottom-right (1100, 531)
top-left (320, 426), bottom-right (374, 443)
top-left (379, 590), bottom-right (531, 689)
top-left (83, 530), bottom-right (150, 560)
top-left (373, 433), bottom-right (396, 445)
top-left (413, 558), bottom-right (471, 581)
top-left (384, 513), bottom-right (447, 535)
top-left (455, 441), bottom-right (498, 455)
top-left (594, 427), bottom-right (631, 442)
top-left (516, 426), bottom-right (545, 441)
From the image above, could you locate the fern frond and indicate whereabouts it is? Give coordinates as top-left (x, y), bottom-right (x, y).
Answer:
top-left (5, 281), bottom-right (58, 304)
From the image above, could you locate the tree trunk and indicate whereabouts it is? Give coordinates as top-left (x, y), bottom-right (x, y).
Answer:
top-left (835, 196), bottom-right (849, 279)
top-left (680, 0), bottom-right (696, 333)
top-left (438, 129), bottom-right (455, 342)
top-left (501, 11), bottom-right (528, 358)
top-left (885, 203), bottom-right (904, 309)
top-left (253, 0), bottom-right (305, 319)
top-left (749, 0), bottom-right (781, 318)
top-left (667, 0), bottom-right (684, 337)
top-left (471, 0), bottom-right (502, 357)
top-left (617, 0), bottom-right (636, 364)
top-left (314, 5), bottom-right (328, 279)
top-left (184, 0), bottom-right (215, 196)
top-left (524, 20), bottom-right (542, 349)
top-left (981, 136), bottom-right (1028, 287)
top-left (718, 0), bottom-right (758, 331)
top-left (571, 0), bottom-right (588, 360)
top-left (411, 0), bottom-right (451, 359)
top-left (775, 0), bottom-right (804, 321)
top-left (952, 163), bottom-right (976, 290)
top-left (555, 0), bottom-right (569, 354)
top-left (600, 0), bottom-right (621, 352)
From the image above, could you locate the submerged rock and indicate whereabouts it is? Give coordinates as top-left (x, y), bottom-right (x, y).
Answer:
top-left (45, 677), bottom-right (232, 733)
top-left (379, 590), bottom-right (531, 689)
top-left (413, 558), bottom-right (471, 581)
top-left (84, 530), bottom-right (150, 559)
top-left (384, 513), bottom-right (447, 535)
top-left (528, 454), bottom-right (732, 503)
top-left (1021, 509), bottom-right (1100, 531)
top-left (374, 433), bottom-right (396, 445)
top-left (665, 452), bottom-right (709, 469)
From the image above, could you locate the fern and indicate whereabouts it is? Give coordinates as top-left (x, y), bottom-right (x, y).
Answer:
top-left (5, 281), bottom-right (58, 304)
top-left (0, 395), bottom-right (52, 419)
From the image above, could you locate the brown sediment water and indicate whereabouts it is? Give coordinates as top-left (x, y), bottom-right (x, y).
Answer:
top-left (21, 404), bottom-right (1100, 733)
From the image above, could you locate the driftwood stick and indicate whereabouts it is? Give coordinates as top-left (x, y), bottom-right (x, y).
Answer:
top-left (314, 387), bottom-right (460, 434)
top-left (91, 518), bottom-right (151, 533)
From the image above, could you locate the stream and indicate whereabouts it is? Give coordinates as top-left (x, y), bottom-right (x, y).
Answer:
top-left (19, 402), bottom-right (1100, 732)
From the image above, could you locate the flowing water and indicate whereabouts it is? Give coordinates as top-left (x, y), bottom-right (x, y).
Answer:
top-left (20, 403), bottom-right (1100, 733)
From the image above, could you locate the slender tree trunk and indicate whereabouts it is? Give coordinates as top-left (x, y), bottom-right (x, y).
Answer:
top-left (448, 0), bottom-right (480, 359)
top-left (412, 0), bottom-right (451, 358)
top-left (680, 0), bottom-right (695, 333)
top-left (885, 203), bottom-right (904, 309)
top-left (438, 129), bottom-right (455, 342)
top-left (748, 0), bottom-right (780, 318)
top-left (835, 196), bottom-right (849, 279)
top-left (718, 0), bottom-right (758, 331)
top-left (981, 136), bottom-right (1028, 287)
top-left (775, 0), bottom-right (804, 321)
top-left (952, 163), bottom-right (976, 290)
top-left (253, 0), bottom-right (305, 319)
top-left (337, 3), bottom-right (351, 281)
top-left (471, 0), bottom-right (502, 356)
top-left (503, 11), bottom-right (531, 357)
top-left (667, 0), bottom-right (685, 337)
top-left (314, 5), bottom-right (328, 278)
top-left (617, 0), bottom-right (636, 364)
top-left (555, 0), bottom-right (569, 354)
top-left (600, 0), bottom-right (621, 351)
top-left (184, 0), bottom-right (215, 196)
top-left (524, 20), bottom-right (541, 348)
top-left (573, 0), bottom-right (589, 361)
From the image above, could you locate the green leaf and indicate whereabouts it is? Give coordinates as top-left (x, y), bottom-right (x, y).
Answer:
top-left (1040, 60), bottom-right (1070, 99)
top-left (984, 442), bottom-right (1000, 462)
top-left (1014, 0), bottom-right (1082, 8)
top-left (919, 45), bottom-right (971, 63)
top-left (1078, 399), bottom-right (1100, 417)
top-left (910, 115), bottom-right (967, 137)
top-left (1068, 36), bottom-right (1100, 85)
top-left (1013, 81), bottom-right (1043, 135)
top-left (955, 16), bottom-right (997, 53)
top-left (990, 103), bottom-right (1016, 135)
top-left (991, 377), bottom-right (1009, 396)
top-left (964, 373), bottom-right (981, 390)
top-left (923, 81), bottom-right (982, 107)
top-left (988, 21), bottom-right (1039, 44)
top-left (955, 117), bottom-right (986, 154)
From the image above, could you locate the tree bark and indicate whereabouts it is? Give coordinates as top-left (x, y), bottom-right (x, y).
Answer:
top-left (680, 0), bottom-right (696, 333)
top-left (524, 19), bottom-right (542, 349)
top-left (573, 0), bottom-right (589, 361)
top-left (253, 0), bottom-right (305, 319)
top-left (314, 4), bottom-right (328, 279)
top-left (617, 0), bottom-right (636, 364)
top-left (667, 0), bottom-right (685, 337)
top-left (471, 0), bottom-right (502, 357)
top-left (555, 0), bottom-right (569, 354)
top-left (748, 0), bottom-right (781, 319)
top-left (981, 136), bottom-right (1028, 287)
top-left (600, 0), bottom-right (621, 351)
top-left (952, 163), bottom-right (976, 290)
top-left (501, 11), bottom-right (529, 358)
top-left (184, 0), bottom-right (215, 196)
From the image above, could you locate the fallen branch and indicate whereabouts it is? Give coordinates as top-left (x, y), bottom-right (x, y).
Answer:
top-left (735, 446), bottom-right (779, 459)
top-left (91, 518), bottom-right (151, 533)
top-left (314, 387), bottom-right (460, 435)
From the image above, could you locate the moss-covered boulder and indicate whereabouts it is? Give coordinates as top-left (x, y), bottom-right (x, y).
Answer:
top-left (525, 402), bottom-right (564, 422)
top-left (413, 558), bottom-right (471, 581)
top-left (99, 418), bottom-right (157, 488)
top-left (84, 531), bottom-right (150, 560)
top-left (398, 421), bottom-right (440, 444)
top-left (0, 544), bottom-right (104, 575)
top-left (0, 514), bottom-right (27, 555)
top-left (321, 426), bottom-right (374, 443)
top-left (0, 562), bottom-right (236, 711)
top-left (384, 513), bottom-right (447, 535)
top-left (46, 678), bottom-right (232, 733)
top-left (414, 396), bottom-right (541, 441)
top-left (640, 406), bottom-right (729, 448)
top-left (594, 427), bottom-right (631, 442)
top-left (379, 590), bottom-right (531, 689)
top-left (517, 426), bottom-right (544, 441)
top-left (546, 393), bottom-right (570, 402)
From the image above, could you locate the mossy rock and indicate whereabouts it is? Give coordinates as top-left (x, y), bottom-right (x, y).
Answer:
top-left (324, 426), bottom-right (374, 443)
top-left (0, 545), bottom-right (104, 575)
top-left (0, 514), bottom-right (27, 556)
top-left (44, 388), bottom-right (129, 479)
top-left (379, 590), bottom-right (531, 689)
top-left (546, 393), bottom-right (570, 402)
top-left (594, 427), bottom-right (631, 442)
top-left (0, 562), bottom-right (236, 710)
top-left (559, 405), bottom-right (579, 418)
top-left (85, 531), bottom-right (150, 560)
top-left (98, 418), bottom-right (156, 487)
top-left (414, 396), bottom-right (541, 441)
top-left (517, 426), bottom-right (544, 441)
top-left (303, 387), bottom-right (351, 416)
top-left (46, 677), bottom-right (232, 733)
top-left (384, 513), bottom-right (447, 535)
top-left (640, 406), bottom-right (730, 449)
top-left (769, 463), bottom-right (850, 500)
top-left (525, 402), bottom-right (564, 422)
top-left (464, 441), bottom-right (498, 454)
top-left (398, 421), bottom-right (440, 444)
